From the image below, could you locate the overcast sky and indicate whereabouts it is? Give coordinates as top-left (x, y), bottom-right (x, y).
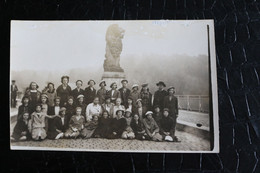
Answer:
top-left (10, 20), bottom-right (213, 72)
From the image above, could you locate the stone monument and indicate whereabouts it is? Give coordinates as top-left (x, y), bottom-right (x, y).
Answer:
top-left (102, 24), bottom-right (126, 87)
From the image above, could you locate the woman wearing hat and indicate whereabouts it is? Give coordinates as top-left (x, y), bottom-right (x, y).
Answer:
top-left (107, 109), bottom-right (127, 139)
top-left (75, 95), bottom-right (87, 117)
top-left (24, 82), bottom-right (41, 109)
top-left (107, 82), bottom-right (121, 104)
top-left (153, 81), bottom-right (168, 111)
top-left (143, 111), bottom-right (163, 141)
top-left (71, 80), bottom-right (85, 101)
top-left (129, 84), bottom-right (141, 109)
top-left (163, 86), bottom-right (178, 118)
top-left (118, 79), bottom-right (131, 107)
top-left (56, 76), bottom-right (72, 106)
top-left (42, 82), bottom-right (57, 107)
top-left (121, 108), bottom-right (135, 139)
top-left (97, 80), bottom-right (107, 104)
top-left (84, 79), bottom-right (97, 105)
top-left (47, 107), bottom-right (69, 140)
top-left (140, 83), bottom-right (152, 114)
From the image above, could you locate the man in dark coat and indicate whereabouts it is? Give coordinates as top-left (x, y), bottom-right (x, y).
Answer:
top-left (153, 81), bottom-right (167, 111)
top-left (118, 79), bottom-right (130, 107)
top-left (163, 86), bottom-right (178, 118)
top-left (71, 80), bottom-right (84, 101)
top-left (84, 79), bottom-right (97, 105)
top-left (11, 80), bottom-right (18, 108)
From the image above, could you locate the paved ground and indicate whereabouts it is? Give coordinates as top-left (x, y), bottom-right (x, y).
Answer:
top-left (178, 110), bottom-right (209, 127)
top-left (10, 108), bottom-right (210, 151)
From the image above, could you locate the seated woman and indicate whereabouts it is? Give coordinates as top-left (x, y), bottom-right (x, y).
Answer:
top-left (75, 95), bottom-right (87, 117)
top-left (81, 115), bottom-right (99, 139)
top-left (160, 108), bottom-right (179, 142)
top-left (121, 109), bottom-right (135, 139)
top-left (131, 114), bottom-right (147, 140)
top-left (64, 107), bottom-right (85, 138)
top-left (93, 111), bottom-right (111, 138)
top-left (86, 97), bottom-right (102, 121)
top-left (28, 104), bottom-right (57, 141)
top-left (107, 110), bottom-right (127, 139)
top-left (112, 98), bottom-right (125, 119)
top-left (47, 107), bottom-right (69, 140)
top-left (143, 111), bottom-right (163, 142)
top-left (11, 112), bottom-right (30, 141)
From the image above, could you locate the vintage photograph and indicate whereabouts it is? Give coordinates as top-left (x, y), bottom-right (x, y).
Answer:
top-left (10, 20), bottom-right (219, 153)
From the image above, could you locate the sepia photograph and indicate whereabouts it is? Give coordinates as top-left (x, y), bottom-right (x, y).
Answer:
top-left (10, 20), bottom-right (219, 153)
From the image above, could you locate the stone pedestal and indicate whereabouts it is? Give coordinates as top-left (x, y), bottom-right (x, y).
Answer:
top-left (101, 71), bottom-right (126, 88)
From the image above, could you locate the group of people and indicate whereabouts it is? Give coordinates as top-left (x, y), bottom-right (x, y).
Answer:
top-left (11, 76), bottom-right (179, 142)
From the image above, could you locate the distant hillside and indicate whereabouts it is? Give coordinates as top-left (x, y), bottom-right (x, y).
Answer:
top-left (11, 54), bottom-right (209, 95)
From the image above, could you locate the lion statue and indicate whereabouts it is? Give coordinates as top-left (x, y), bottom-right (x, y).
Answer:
top-left (103, 24), bottom-right (125, 72)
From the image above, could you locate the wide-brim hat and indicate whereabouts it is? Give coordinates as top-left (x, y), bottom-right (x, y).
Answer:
top-left (110, 82), bottom-right (117, 88)
top-left (88, 79), bottom-right (96, 85)
top-left (156, 81), bottom-right (166, 87)
top-left (136, 98), bottom-right (142, 103)
top-left (167, 86), bottom-right (175, 92)
top-left (99, 80), bottom-right (106, 87)
top-left (145, 111), bottom-right (153, 116)
top-left (121, 79), bottom-right (128, 83)
top-left (59, 107), bottom-right (66, 112)
top-left (77, 94), bottom-right (84, 99)
top-left (141, 83), bottom-right (148, 88)
top-left (116, 109), bottom-right (125, 115)
top-left (132, 84), bottom-right (139, 89)
top-left (41, 93), bottom-right (48, 99)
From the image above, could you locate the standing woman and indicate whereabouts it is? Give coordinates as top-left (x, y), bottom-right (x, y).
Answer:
top-left (140, 83), bottom-right (152, 114)
top-left (42, 82), bottom-right (57, 107)
top-left (56, 76), bottom-right (72, 106)
top-left (107, 82), bottom-right (121, 104)
top-left (71, 80), bottom-right (84, 101)
top-left (97, 80), bottom-right (107, 104)
top-left (25, 82), bottom-right (41, 109)
top-left (84, 79), bottom-right (96, 105)
top-left (129, 84), bottom-right (140, 109)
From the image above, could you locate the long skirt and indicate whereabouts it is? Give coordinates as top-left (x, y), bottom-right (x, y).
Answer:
top-left (32, 127), bottom-right (47, 140)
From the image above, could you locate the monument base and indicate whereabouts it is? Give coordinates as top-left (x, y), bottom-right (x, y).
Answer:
top-left (101, 71), bottom-right (126, 88)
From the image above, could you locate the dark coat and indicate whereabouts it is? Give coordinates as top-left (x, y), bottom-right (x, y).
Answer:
top-left (11, 85), bottom-right (18, 96)
top-left (65, 104), bottom-right (75, 121)
top-left (17, 104), bottom-right (33, 121)
top-left (163, 96), bottom-right (178, 117)
top-left (47, 116), bottom-right (69, 139)
top-left (84, 86), bottom-right (96, 105)
top-left (118, 87), bottom-right (131, 106)
top-left (107, 89), bottom-right (121, 104)
top-left (153, 112), bottom-right (162, 127)
top-left (153, 90), bottom-right (168, 110)
top-left (159, 116), bottom-right (175, 138)
top-left (12, 120), bottom-right (30, 140)
top-left (97, 88), bottom-right (107, 104)
top-left (24, 90), bottom-right (41, 108)
top-left (93, 117), bottom-right (111, 138)
top-left (140, 91), bottom-right (152, 112)
top-left (71, 88), bottom-right (84, 100)
top-left (56, 85), bottom-right (72, 106)
top-left (107, 118), bottom-right (127, 139)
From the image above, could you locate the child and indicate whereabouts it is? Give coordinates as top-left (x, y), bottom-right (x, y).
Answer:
top-left (93, 111), bottom-right (111, 138)
top-left (143, 111), bottom-right (163, 142)
top-left (153, 105), bottom-right (162, 126)
top-left (131, 114), bottom-right (147, 140)
top-left (81, 115), bottom-right (99, 139)
top-left (65, 96), bottom-right (75, 121)
top-left (160, 108), bottom-right (179, 142)
top-left (17, 96), bottom-right (33, 121)
top-left (108, 110), bottom-right (127, 139)
top-left (121, 109), bottom-right (135, 139)
top-left (47, 107), bottom-right (68, 140)
top-left (11, 113), bottom-right (30, 141)
top-left (28, 104), bottom-right (57, 141)
top-left (64, 107), bottom-right (85, 138)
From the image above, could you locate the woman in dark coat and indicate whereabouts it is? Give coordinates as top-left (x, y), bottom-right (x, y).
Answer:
top-left (107, 110), bottom-right (127, 139)
top-left (11, 113), bottom-right (30, 141)
top-left (153, 81), bottom-right (167, 111)
top-left (163, 86), bottom-right (178, 118)
top-left (47, 107), bottom-right (69, 139)
top-left (17, 96), bottom-right (33, 121)
top-left (24, 82), bottom-right (41, 109)
top-left (84, 79), bottom-right (97, 105)
top-left (56, 76), bottom-right (72, 106)
top-left (93, 111), bottom-right (111, 138)
top-left (131, 114), bottom-right (147, 140)
top-left (65, 96), bottom-right (75, 122)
